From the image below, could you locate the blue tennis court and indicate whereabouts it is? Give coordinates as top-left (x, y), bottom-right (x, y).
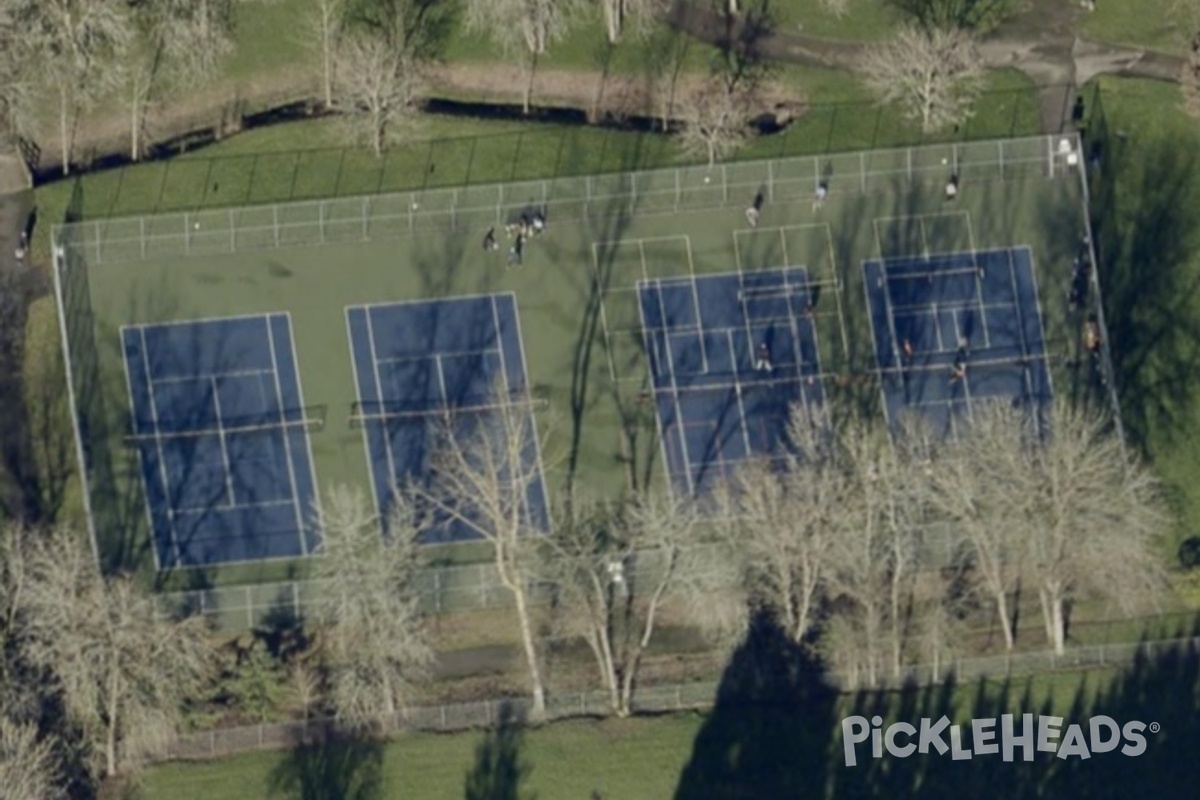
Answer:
top-left (346, 294), bottom-right (548, 542)
top-left (122, 314), bottom-right (321, 568)
top-left (639, 267), bottom-right (827, 496)
top-left (863, 246), bottom-right (1052, 436)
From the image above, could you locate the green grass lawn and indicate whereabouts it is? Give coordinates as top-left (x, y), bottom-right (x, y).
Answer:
top-left (1085, 76), bottom-right (1200, 551)
top-left (1082, 0), bottom-right (1194, 55)
top-left (136, 652), bottom-right (1200, 800)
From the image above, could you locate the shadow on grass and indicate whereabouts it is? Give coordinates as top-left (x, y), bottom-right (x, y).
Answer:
top-left (267, 725), bottom-right (384, 800)
top-left (1089, 133), bottom-right (1200, 456)
top-left (464, 700), bottom-right (536, 800)
top-left (673, 610), bottom-right (1200, 799)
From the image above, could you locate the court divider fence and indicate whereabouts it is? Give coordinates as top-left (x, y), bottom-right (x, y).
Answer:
top-left (154, 634), bottom-right (1200, 763)
top-left (56, 135), bottom-right (1076, 266)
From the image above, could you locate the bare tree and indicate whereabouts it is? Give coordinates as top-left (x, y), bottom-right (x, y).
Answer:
top-left (543, 492), bottom-right (741, 716)
top-left (306, 0), bottom-right (347, 109)
top-left (312, 485), bottom-right (433, 728)
top-left (714, 412), bottom-right (846, 644)
top-left (924, 404), bottom-right (1031, 650)
top-left (19, 527), bottom-right (213, 778)
top-left (331, 30), bottom-right (424, 156)
top-left (465, 0), bottom-right (583, 114)
top-left (122, 0), bottom-right (242, 161)
top-left (0, 1), bottom-right (38, 152)
top-left (677, 74), bottom-right (753, 167)
top-left (860, 24), bottom-right (985, 134)
top-left (0, 718), bottom-right (64, 800)
top-left (599, 0), bottom-right (663, 43)
top-left (1014, 401), bottom-right (1168, 655)
top-left (415, 389), bottom-right (551, 718)
top-left (22, 0), bottom-right (132, 175)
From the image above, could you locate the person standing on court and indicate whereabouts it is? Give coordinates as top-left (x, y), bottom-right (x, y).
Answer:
top-left (949, 340), bottom-right (968, 383)
top-left (754, 342), bottom-right (773, 372)
top-left (745, 189), bottom-right (764, 227)
top-left (945, 174), bottom-right (959, 201)
top-left (813, 181), bottom-right (828, 212)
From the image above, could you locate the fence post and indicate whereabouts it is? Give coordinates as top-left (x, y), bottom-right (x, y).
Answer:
top-left (140, 216), bottom-right (146, 260)
top-left (319, 200), bottom-right (326, 243)
top-left (246, 585), bottom-right (254, 629)
top-left (767, 160), bottom-right (774, 201)
top-left (675, 168), bottom-right (681, 211)
top-left (721, 164), bottom-right (728, 203)
top-left (184, 212), bottom-right (192, 256)
top-left (292, 581), bottom-right (300, 618)
top-left (229, 208), bottom-right (235, 253)
top-left (859, 152), bottom-right (867, 194)
top-left (998, 140), bottom-right (1005, 180)
top-left (362, 197), bottom-right (369, 240)
top-left (273, 205), bottom-right (280, 248)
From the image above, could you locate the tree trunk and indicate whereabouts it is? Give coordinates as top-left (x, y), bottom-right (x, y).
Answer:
top-left (994, 588), bottom-right (1015, 650)
top-left (603, 0), bottom-right (621, 44)
top-left (523, 52), bottom-right (538, 115)
top-left (1050, 595), bottom-right (1066, 656)
top-left (510, 577), bottom-right (546, 718)
top-left (59, 84), bottom-right (71, 177)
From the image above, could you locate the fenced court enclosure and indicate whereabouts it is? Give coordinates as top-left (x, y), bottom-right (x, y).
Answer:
top-left (52, 133), bottom-right (1119, 591)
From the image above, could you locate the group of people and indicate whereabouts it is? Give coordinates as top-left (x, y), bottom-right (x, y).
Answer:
top-left (482, 209), bottom-right (547, 266)
top-left (741, 172), bottom-right (957, 227)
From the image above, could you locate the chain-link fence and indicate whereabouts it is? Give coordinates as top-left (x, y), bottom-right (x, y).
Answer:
top-left (57, 135), bottom-right (1072, 266)
top-left (157, 635), bottom-right (1200, 763)
top-left (156, 521), bottom-right (966, 630)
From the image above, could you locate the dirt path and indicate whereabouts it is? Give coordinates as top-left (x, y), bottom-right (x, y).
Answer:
top-left (667, 1), bottom-right (1186, 135)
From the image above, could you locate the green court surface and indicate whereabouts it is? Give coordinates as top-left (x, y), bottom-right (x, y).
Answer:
top-left (54, 135), bottom-right (1107, 587)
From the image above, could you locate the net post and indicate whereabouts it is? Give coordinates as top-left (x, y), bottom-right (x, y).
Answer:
top-left (273, 205), bottom-right (280, 248)
top-left (140, 216), bottom-right (146, 260)
top-left (228, 208), bottom-right (235, 252)
top-left (361, 197), bottom-right (369, 240)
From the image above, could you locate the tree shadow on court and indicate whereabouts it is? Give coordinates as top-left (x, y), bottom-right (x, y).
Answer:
top-left (463, 700), bottom-right (536, 800)
top-left (674, 607), bottom-right (1200, 799)
top-left (1085, 133), bottom-right (1200, 456)
top-left (267, 725), bottom-right (385, 800)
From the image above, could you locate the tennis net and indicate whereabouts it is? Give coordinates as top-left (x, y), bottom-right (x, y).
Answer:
top-left (123, 409), bottom-right (325, 446)
top-left (348, 396), bottom-right (549, 428)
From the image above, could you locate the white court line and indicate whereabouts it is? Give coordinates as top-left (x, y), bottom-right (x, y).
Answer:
top-left (434, 354), bottom-right (449, 404)
top-left (364, 307), bottom-right (400, 495)
top-left (344, 307), bottom-right (383, 523)
top-left (265, 315), bottom-right (308, 555)
top-left (639, 282), bottom-right (694, 498)
top-left (284, 311), bottom-right (322, 553)
top-left (860, 261), bottom-right (894, 432)
top-left (128, 311), bottom-right (285, 330)
top-left (491, 296), bottom-right (512, 395)
top-left (118, 326), bottom-right (165, 572)
top-left (504, 296), bottom-right (553, 528)
top-left (209, 376), bottom-right (237, 508)
top-left (173, 498), bottom-right (295, 515)
top-left (138, 326), bottom-right (183, 567)
top-left (1019, 246), bottom-right (1055, 400)
top-left (732, 381), bottom-right (753, 456)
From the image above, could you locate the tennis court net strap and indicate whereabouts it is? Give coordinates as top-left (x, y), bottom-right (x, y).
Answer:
top-left (124, 415), bottom-right (323, 445)
top-left (349, 397), bottom-right (549, 427)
